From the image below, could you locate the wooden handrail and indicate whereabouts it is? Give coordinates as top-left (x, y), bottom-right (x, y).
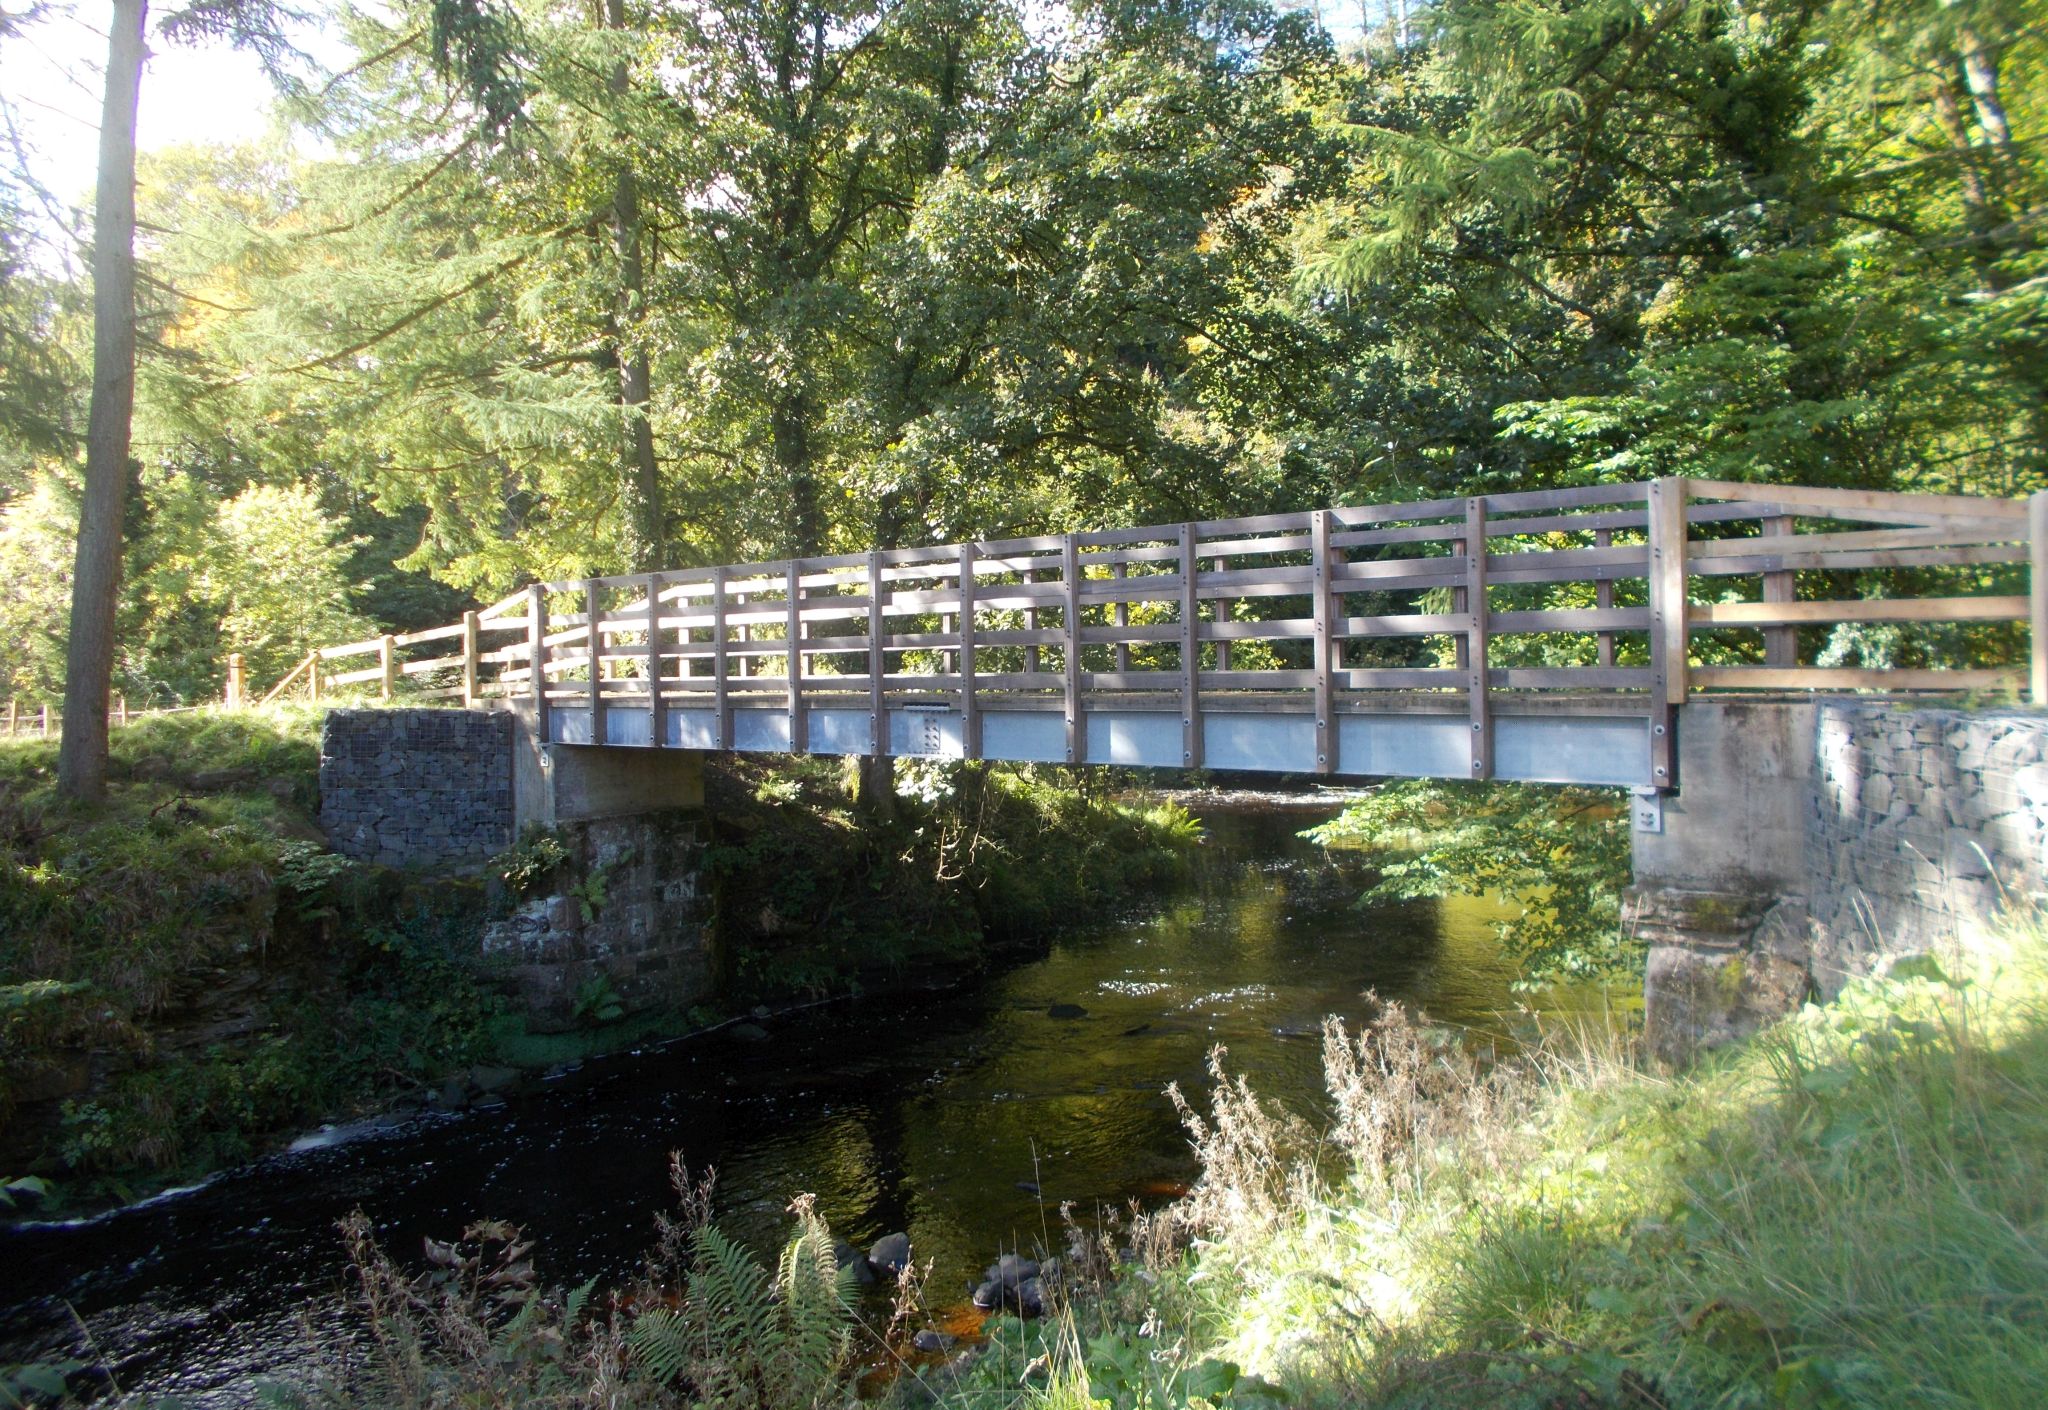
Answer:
top-left (245, 476), bottom-right (2046, 730)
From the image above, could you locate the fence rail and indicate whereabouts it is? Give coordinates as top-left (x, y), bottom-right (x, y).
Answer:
top-left (1, 696), bottom-right (205, 739)
top-left (248, 476), bottom-right (2046, 789)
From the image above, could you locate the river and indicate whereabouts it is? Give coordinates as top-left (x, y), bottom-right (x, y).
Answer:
top-left (0, 800), bottom-right (1582, 1404)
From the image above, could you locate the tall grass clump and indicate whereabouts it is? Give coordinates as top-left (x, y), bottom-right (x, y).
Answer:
top-left (1121, 922), bottom-right (2048, 1410)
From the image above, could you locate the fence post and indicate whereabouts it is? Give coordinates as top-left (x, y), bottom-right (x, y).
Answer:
top-left (115, 694), bottom-right (127, 728)
top-left (1465, 497), bottom-right (1491, 780)
top-left (713, 566), bottom-right (730, 750)
top-left (866, 553), bottom-right (884, 756)
top-left (225, 652), bottom-right (246, 708)
top-left (309, 652), bottom-right (322, 702)
top-left (1647, 477), bottom-right (1690, 790)
top-left (378, 634), bottom-right (397, 701)
top-left (40, 703), bottom-right (50, 737)
top-left (1593, 529), bottom-right (1616, 668)
top-left (958, 542), bottom-right (979, 760)
top-left (1311, 509), bottom-right (1335, 776)
top-left (5, 699), bottom-right (14, 736)
top-left (785, 561), bottom-right (807, 753)
top-left (644, 574), bottom-right (666, 749)
top-left (1061, 534), bottom-right (1081, 764)
top-left (1761, 513), bottom-right (1798, 668)
top-left (584, 578), bottom-right (606, 745)
top-left (1179, 523), bottom-right (1202, 769)
top-left (2032, 491), bottom-right (2048, 707)
top-left (527, 584), bottom-right (550, 745)
top-left (462, 611), bottom-right (481, 707)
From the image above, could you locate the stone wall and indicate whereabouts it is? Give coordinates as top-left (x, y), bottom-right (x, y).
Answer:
top-left (1807, 703), bottom-right (2048, 984)
top-left (320, 709), bottom-right (513, 868)
top-left (479, 811), bottom-right (712, 1029)
top-left (1632, 699), bottom-right (2048, 1062)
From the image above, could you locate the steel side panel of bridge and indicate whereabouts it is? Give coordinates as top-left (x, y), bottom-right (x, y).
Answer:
top-left (546, 705), bottom-right (1653, 788)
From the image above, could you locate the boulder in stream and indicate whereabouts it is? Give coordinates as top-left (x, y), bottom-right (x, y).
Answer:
top-left (869, 1231), bottom-right (912, 1273)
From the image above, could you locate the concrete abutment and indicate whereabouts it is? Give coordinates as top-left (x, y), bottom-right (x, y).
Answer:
top-left (320, 706), bottom-right (712, 1031)
top-left (1633, 699), bottom-right (2048, 1062)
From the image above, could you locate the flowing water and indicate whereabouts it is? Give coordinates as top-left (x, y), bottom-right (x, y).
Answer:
top-left (0, 801), bottom-right (1587, 1404)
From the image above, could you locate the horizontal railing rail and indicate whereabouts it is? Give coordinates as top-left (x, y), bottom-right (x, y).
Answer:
top-left (250, 476), bottom-right (2046, 787)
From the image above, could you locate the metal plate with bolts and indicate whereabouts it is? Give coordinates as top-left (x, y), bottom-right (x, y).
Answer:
top-left (1632, 789), bottom-right (1665, 834)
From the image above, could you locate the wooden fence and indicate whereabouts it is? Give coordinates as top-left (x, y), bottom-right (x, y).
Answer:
top-left (249, 476), bottom-right (2044, 785)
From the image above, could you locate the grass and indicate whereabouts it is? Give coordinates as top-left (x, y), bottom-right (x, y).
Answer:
top-left (0, 707), bottom-right (503, 1196)
top-left (992, 919), bottom-right (2048, 1410)
top-left (96, 855), bottom-right (2044, 1409)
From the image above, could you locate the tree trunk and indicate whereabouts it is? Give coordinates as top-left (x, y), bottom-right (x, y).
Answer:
top-left (605, 0), bottom-right (663, 572)
top-left (57, 0), bottom-right (147, 803)
top-left (772, 390), bottom-right (825, 557)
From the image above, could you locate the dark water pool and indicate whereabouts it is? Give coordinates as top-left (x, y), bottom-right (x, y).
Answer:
top-left (0, 802), bottom-right (1568, 1404)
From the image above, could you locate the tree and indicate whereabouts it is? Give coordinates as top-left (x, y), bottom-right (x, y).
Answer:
top-left (57, 0), bottom-right (305, 800)
top-left (58, 0), bottom-right (148, 800)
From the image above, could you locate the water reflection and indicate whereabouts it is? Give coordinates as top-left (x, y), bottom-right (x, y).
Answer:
top-left (0, 803), bottom-right (1588, 1405)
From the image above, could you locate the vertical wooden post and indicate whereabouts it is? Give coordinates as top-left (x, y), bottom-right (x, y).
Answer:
top-left (225, 652), bottom-right (246, 708)
top-left (462, 611), bottom-right (481, 707)
top-left (712, 566), bottom-right (730, 749)
top-left (1062, 534), bottom-right (1082, 764)
top-left (309, 652), bottom-right (322, 702)
top-left (867, 553), bottom-right (885, 756)
top-left (644, 574), bottom-right (666, 749)
top-left (40, 703), bottom-right (50, 737)
top-left (1593, 529), bottom-right (1616, 668)
top-left (1024, 566), bottom-right (1041, 675)
top-left (1648, 477), bottom-right (1690, 706)
top-left (584, 579), bottom-right (606, 745)
top-left (1646, 477), bottom-right (1689, 789)
top-left (1179, 523), bottom-right (1202, 769)
top-left (1111, 561), bottom-right (1131, 673)
top-left (1465, 498), bottom-right (1491, 780)
top-left (114, 694), bottom-right (127, 728)
top-left (527, 584), bottom-right (550, 746)
top-left (378, 635), bottom-right (396, 701)
top-left (1214, 556), bottom-right (1231, 672)
top-left (1311, 510), bottom-right (1335, 776)
top-left (959, 542), bottom-right (980, 759)
top-left (5, 698), bottom-right (14, 736)
top-left (785, 561), bottom-right (807, 752)
top-left (2033, 492), bottom-right (2048, 707)
top-left (1761, 513), bottom-right (1798, 668)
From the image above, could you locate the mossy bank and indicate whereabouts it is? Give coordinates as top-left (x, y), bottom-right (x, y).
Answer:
top-left (0, 709), bottom-right (1198, 1208)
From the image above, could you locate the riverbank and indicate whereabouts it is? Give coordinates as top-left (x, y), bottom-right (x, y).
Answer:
top-left (949, 916), bottom-right (2048, 1410)
top-left (0, 710), bottom-right (1200, 1211)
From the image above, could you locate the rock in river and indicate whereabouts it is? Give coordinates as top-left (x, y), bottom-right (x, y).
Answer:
top-left (1048, 1003), bottom-right (1088, 1020)
top-left (870, 1231), bottom-right (912, 1273)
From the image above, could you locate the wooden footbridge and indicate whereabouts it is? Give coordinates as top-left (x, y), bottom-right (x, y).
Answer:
top-left (263, 477), bottom-right (2046, 793)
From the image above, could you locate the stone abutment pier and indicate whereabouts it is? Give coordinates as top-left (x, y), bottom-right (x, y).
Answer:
top-left (319, 705), bottom-right (710, 1030)
top-left (1631, 700), bottom-right (2048, 1061)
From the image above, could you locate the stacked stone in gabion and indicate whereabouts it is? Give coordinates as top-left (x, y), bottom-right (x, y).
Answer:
top-left (319, 709), bottom-right (513, 868)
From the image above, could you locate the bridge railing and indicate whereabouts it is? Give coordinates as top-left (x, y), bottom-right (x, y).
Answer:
top-left (258, 475), bottom-right (2040, 783)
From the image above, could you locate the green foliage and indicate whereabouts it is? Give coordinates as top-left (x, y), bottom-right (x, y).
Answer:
top-left (983, 921), bottom-right (2048, 1410)
top-left (492, 826), bottom-right (571, 895)
top-left (628, 1205), bottom-right (854, 1404)
top-left (1305, 781), bottom-right (1633, 986)
top-left (705, 757), bottom-right (1200, 1004)
top-left (0, 709), bottom-right (507, 1189)
top-left (569, 974), bottom-right (623, 1028)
